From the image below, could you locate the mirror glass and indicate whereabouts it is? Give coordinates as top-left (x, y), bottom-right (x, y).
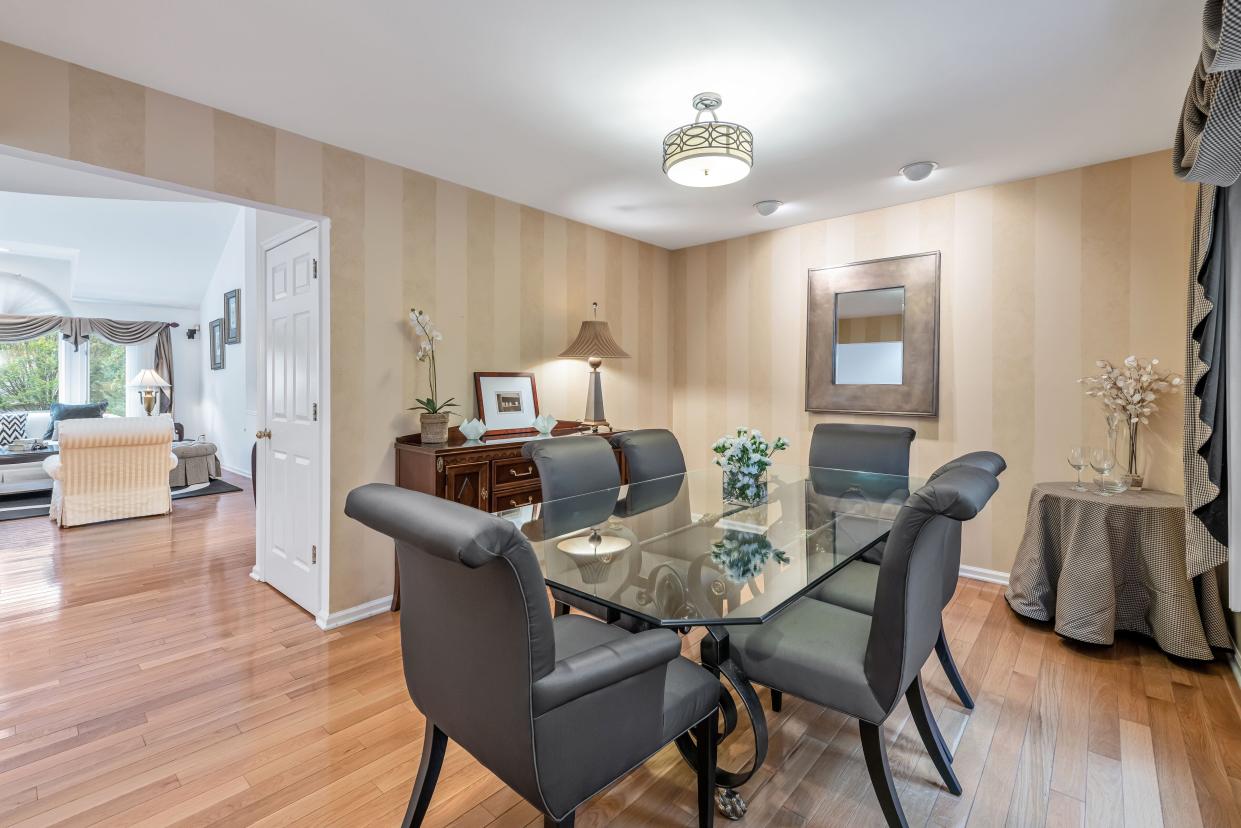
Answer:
top-left (834, 287), bottom-right (905, 385)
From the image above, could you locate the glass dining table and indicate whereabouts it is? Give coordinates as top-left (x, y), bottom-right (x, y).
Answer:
top-left (493, 463), bottom-right (924, 818)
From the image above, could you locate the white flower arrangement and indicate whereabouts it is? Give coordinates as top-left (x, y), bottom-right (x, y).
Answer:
top-left (408, 308), bottom-right (457, 415)
top-left (712, 427), bottom-right (789, 505)
top-left (1079, 355), bottom-right (1182, 477)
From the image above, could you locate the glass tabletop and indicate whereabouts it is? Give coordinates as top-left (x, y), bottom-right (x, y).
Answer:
top-left (494, 464), bottom-right (924, 627)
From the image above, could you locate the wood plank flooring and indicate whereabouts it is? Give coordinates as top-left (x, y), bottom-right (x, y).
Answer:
top-left (1, 475), bottom-right (1239, 826)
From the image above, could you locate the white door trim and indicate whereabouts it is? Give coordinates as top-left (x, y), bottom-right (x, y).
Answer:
top-left (249, 219), bottom-right (332, 626)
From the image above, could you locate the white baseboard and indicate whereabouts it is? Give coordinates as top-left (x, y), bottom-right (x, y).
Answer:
top-left (315, 596), bottom-right (392, 630)
top-left (1230, 649), bottom-right (1241, 692)
top-left (221, 463), bottom-right (251, 479)
top-left (959, 564), bottom-right (1010, 587)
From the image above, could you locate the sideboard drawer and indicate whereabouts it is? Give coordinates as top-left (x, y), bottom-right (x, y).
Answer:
top-left (492, 483), bottom-right (542, 512)
top-left (494, 457), bottom-right (539, 488)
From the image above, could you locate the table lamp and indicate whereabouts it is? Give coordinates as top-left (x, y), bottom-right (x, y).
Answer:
top-left (128, 368), bottom-right (170, 416)
top-left (559, 302), bottom-right (629, 431)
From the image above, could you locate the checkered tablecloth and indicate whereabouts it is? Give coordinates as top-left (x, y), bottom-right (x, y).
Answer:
top-left (1005, 482), bottom-right (1232, 660)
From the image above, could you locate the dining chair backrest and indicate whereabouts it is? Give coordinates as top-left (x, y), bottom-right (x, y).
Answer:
top-left (609, 429), bottom-right (687, 483)
top-left (344, 483), bottom-right (554, 809)
top-left (864, 466), bottom-right (999, 710)
top-left (523, 434), bottom-right (620, 501)
top-left (809, 423), bottom-right (915, 476)
top-left (927, 451), bottom-right (1006, 607)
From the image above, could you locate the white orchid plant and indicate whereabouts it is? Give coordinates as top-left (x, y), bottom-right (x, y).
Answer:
top-left (712, 428), bottom-right (789, 505)
top-left (408, 308), bottom-right (458, 415)
top-left (1079, 355), bottom-right (1182, 475)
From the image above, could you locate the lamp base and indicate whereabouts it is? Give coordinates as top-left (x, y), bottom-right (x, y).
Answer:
top-left (582, 362), bottom-right (608, 432)
top-left (140, 389), bottom-right (158, 416)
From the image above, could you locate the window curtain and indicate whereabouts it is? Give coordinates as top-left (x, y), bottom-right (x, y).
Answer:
top-left (0, 313), bottom-right (176, 416)
top-left (1175, 0), bottom-right (1241, 582)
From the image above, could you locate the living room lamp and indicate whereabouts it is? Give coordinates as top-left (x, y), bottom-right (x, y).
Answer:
top-left (559, 302), bottom-right (629, 432)
top-left (128, 369), bottom-right (170, 416)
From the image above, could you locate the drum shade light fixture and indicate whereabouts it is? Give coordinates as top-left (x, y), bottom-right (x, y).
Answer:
top-left (663, 92), bottom-right (753, 188)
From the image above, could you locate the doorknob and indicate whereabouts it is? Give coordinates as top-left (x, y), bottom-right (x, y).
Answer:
top-left (256, 428), bottom-right (272, 439)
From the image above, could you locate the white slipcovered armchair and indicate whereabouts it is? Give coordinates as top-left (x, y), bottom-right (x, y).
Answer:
top-left (43, 415), bottom-right (178, 528)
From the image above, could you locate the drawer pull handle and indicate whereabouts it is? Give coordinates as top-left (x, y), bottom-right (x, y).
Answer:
top-left (510, 495), bottom-right (535, 508)
top-left (509, 467), bottom-right (534, 478)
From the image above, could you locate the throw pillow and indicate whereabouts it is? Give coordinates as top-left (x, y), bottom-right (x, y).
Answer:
top-left (0, 412), bottom-right (27, 444)
top-left (44, 401), bottom-right (108, 439)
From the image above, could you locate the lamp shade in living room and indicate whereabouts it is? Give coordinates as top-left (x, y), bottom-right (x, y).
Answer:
top-left (128, 369), bottom-right (170, 416)
top-left (560, 304), bottom-right (628, 430)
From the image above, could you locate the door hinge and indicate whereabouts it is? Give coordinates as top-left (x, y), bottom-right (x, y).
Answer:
top-left (312, 402), bottom-right (318, 422)
top-left (311, 545), bottom-right (317, 565)
top-left (312, 258), bottom-right (318, 279)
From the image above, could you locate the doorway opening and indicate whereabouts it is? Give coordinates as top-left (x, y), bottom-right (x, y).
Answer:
top-left (0, 146), bottom-right (332, 621)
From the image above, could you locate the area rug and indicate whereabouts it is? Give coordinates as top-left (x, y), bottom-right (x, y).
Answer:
top-left (0, 478), bottom-right (244, 522)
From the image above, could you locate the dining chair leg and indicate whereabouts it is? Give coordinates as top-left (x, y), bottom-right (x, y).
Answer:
top-left (935, 627), bottom-right (974, 709)
top-left (544, 812), bottom-right (574, 827)
top-left (770, 689), bottom-right (783, 712)
top-left (859, 720), bottom-right (909, 828)
top-left (401, 723), bottom-right (447, 828)
top-left (694, 708), bottom-right (718, 827)
top-left (905, 676), bottom-right (962, 794)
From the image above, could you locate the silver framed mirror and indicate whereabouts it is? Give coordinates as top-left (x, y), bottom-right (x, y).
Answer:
top-left (805, 251), bottom-right (940, 416)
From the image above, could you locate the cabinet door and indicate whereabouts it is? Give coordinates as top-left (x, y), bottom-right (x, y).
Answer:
top-left (442, 460), bottom-right (490, 511)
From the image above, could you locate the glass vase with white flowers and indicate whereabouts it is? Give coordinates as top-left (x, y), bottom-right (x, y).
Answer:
top-left (408, 308), bottom-right (458, 443)
top-left (1079, 355), bottom-right (1182, 489)
top-left (712, 427), bottom-right (789, 506)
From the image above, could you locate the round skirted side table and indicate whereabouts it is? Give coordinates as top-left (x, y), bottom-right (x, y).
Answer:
top-left (1006, 482), bottom-right (1231, 660)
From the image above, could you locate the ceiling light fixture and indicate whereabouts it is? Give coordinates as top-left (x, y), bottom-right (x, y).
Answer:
top-left (754, 200), bottom-right (783, 216)
top-left (663, 92), bottom-right (753, 188)
top-left (899, 161), bottom-right (938, 182)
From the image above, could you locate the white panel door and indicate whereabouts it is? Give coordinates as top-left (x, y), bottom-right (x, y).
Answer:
top-left (262, 227), bottom-right (321, 615)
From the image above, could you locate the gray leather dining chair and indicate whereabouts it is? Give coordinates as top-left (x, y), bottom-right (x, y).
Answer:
top-left (810, 451), bottom-right (1005, 709)
top-left (610, 428), bottom-right (687, 482)
top-left (345, 484), bottom-right (721, 828)
top-left (808, 423), bottom-right (916, 476)
top-left (728, 466), bottom-right (999, 828)
top-left (523, 435), bottom-right (624, 620)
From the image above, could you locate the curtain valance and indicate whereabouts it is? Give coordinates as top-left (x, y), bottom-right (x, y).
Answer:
top-left (1174, 1), bottom-right (1241, 185)
top-left (0, 314), bottom-right (175, 349)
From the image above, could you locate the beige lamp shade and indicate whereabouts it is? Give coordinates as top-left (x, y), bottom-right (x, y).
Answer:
top-left (558, 320), bottom-right (630, 360)
top-left (128, 368), bottom-right (170, 388)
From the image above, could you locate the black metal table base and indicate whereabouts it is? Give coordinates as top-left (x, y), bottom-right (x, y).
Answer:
top-left (673, 631), bottom-right (767, 819)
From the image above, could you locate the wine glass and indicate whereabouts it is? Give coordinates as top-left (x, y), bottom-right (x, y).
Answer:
top-left (1067, 447), bottom-right (1088, 491)
top-left (1090, 447), bottom-right (1116, 495)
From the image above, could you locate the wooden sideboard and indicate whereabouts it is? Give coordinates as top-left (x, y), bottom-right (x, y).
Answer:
top-left (390, 422), bottom-right (628, 609)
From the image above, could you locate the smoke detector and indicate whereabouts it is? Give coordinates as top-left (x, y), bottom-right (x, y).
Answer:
top-left (754, 200), bottom-right (783, 216)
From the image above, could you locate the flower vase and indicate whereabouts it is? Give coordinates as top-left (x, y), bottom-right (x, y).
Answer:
top-left (1122, 420), bottom-right (1143, 490)
top-left (723, 469), bottom-right (768, 507)
top-left (420, 412), bottom-right (450, 444)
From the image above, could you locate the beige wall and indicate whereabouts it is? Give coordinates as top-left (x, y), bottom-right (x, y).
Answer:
top-left (670, 151), bottom-right (1196, 573)
top-left (0, 41), bottom-right (673, 613)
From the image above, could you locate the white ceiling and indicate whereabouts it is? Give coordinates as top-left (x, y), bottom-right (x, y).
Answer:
top-left (0, 1), bottom-right (1200, 249)
top-left (0, 186), bottom-right (243, 309)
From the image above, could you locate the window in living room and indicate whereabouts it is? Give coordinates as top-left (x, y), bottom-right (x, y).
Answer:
top-left (87, 338), bottom-right (126, 414)
top-left (0, 333), bottom-right (60, 412)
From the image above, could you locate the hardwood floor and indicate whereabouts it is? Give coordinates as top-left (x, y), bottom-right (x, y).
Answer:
top-left (1, 476), bottom-right (1240, 827)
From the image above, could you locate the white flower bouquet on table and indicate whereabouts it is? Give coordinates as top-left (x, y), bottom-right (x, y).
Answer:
top-left (1079, 355), bottom-right (1182, 486)
top-left (712, 427), bottom-right (789, 506)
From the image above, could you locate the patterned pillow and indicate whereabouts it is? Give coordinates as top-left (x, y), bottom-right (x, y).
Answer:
top-left (0, 412), bottom-right (27, 444)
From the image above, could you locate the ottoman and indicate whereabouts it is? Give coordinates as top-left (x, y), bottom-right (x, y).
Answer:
top-left (170, 441), bottom-right (222, 487)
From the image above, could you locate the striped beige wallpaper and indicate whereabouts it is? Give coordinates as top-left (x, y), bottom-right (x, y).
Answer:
top-left (670, 151), bottom-right (1196, 573)
top-left (0, 41), bottom-right (672, 612)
